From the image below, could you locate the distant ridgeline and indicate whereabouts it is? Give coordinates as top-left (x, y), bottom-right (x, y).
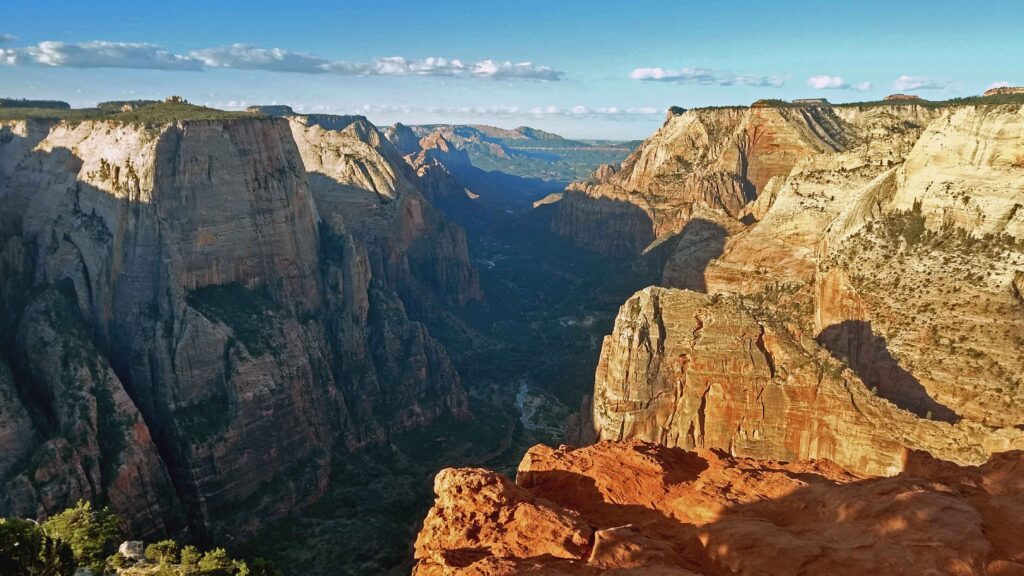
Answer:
top-left (96, 99), bottom-right (161, 111)
top-left (0, 98), bottom-right (70, 109)
top-left (748, 89), bottom-right (1024, 109)
top-left (0, 97), bottom-right (258, 123)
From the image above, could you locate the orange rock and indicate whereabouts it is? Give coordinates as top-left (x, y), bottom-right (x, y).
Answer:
top-left (414, 440), bottom-right (1024, 576)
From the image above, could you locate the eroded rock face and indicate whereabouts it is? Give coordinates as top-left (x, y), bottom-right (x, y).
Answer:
top-left (0, 114), bottom-right (476, 539)
top-left (589, 287), bottom-right (1024, 476)
top-left (415, 440), bottom-right (1024, 576)
top-left (672, 104), bottom-right (1024, 430)
top-left (551, 106), bottom-right (861, 255)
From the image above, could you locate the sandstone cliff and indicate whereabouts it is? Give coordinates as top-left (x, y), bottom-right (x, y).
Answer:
top-left (589, 287), bottom-right (1023, 476)
top-left (685, 104), bottom-right (1024, 428)
top-left (550, 105), bottom-right (863, 255)
top-left (414, 440), bottom-right (1024, 575)
top-left (572, 103), bottom-right (1023, 468)
top-left (0, 113), bottom-right (477, 540)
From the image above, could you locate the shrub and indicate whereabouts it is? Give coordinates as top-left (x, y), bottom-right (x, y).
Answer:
top-left (198, 548), bottom-right (234, 576)
top-left (41, 500), bottom-right (121, 573)
top-left (106, 551), bottom-right (127, 570)
top-left (146, 539), bottom-right (180, 564)
top-left (180, 545), bottom-right (202, 574)
top-left (245, 558), bottom-right (282, 576)
top-left (0, 517), bottom-right (75, 576)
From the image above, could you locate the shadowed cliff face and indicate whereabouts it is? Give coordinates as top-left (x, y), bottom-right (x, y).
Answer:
top-left (575, 104), bottom-right (1024, 472)
top-left (818, 320), bottom-right (959, 423)
top-left (550, 193), bottom-right (656, 256)
top-left (548, 106), bottom-right (862, 256)
top-left (414, 441), bottom-right (1024, 575)
top-left (0, 116), bottom-right (476, 541)
top-left (658, 218), bottom-right (727, 292)
top-left (588, 287), bottom-right (1024, 476)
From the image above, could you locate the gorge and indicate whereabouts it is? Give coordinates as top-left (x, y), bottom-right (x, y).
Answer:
top-left (1, 90), bottom-right (1023, 576)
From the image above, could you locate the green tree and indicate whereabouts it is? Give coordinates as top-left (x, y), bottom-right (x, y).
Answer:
top-left (41, 501), bottom-right (121, 573)
top-left (180, 545), bottom-right (202, 574)
top-left (198, 548), bottom-right (234, 576)
top-left (0, 517), bottom-right (75, 576)
top-left (146, 539), bottom-right (180, 565)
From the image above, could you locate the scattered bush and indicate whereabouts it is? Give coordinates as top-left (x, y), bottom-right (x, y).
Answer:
top-left (198, 548), bottom-right (235, 576)
top-left (41, 500), bottom-right (121, 573)
top-left (0, 517), bottom-right (75, 576)
top-left (146, 539), bottom-right (180, 565)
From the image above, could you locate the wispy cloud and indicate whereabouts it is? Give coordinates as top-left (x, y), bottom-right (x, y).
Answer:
top-left (8, 41), bottom-right (203, 70)
top-left (985, 80), bottom-right (1011, 90)
top-left (191, 44), bottom-right (328, 73)
top-left (0, 39), bottom-right (563, 81)
top-left (0, 34), bottom-right (16, 44)
top-left (630, 66), bottom-right (785, 87)
top-left (806, 75), bottom-right (872, 91)
top-left (284, 103), bottom-right (662, 121)
top-left (893, 75), bottom-right (957, 91)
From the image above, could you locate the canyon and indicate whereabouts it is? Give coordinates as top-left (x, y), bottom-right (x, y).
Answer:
top-left (552, 100), bottom-right (1024, 475)
top-left (415, 96), bottom-right (1024, 574)
top-left (1, 92), bottom-right (1022, 576)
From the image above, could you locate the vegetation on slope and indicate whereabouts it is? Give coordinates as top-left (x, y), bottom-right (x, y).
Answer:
top-left (706, 91), bottom-right (1024, 111)
top-left (0, 101), bottom-right (261, 124)
top-left (0, 501), bottom-right (279, 576)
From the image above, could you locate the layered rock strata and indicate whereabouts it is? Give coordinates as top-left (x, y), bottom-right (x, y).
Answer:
top-left (589, 287), bottom-right (1023, 476)
top-left (414, 440), bottom-right (1024, 575)
top-left (0, 113), bottom-right (477, 539)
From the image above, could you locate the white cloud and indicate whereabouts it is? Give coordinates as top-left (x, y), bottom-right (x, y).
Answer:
top-left (986, 80), bottom-right (1011, 90)
top-left (806, 75), bottom-right (872, 91)
top-left (630, 66), bottom-right (784, 87)
top-left (893, 75), bottom-right (957, 91)
top-left (9, 41), bottom-right (202, 70)
top-left (0, 39), bottom-right (562, 81)
top-left (341, 103), bottom-right (662, 120)
top-left (191, 44), bottom-right (328, 73)
top-left (471, 59), bottom-right (562, 81)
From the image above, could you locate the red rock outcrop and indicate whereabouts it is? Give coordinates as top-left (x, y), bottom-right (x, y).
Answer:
top-left (414, 440), bottom-right (1024, 575)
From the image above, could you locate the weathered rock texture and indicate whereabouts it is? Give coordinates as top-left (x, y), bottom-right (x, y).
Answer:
top-left (590, 288), bottom-right (1023, 476)
top-left (551, 106), bottom-right (863, 255)
top-left (0, 114), bottom-right (477, 539)
top-left (693, 104), bottom-right (1024, 428)
top-left (414, 440), bottom-right (1024, 575)
top-left (572, 102), bottom-right (1024, 469)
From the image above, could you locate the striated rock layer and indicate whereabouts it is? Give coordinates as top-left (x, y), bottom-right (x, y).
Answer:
top-left (568, 102), bottom-right (1023, 469)
top-left (0, 114), bottom-right (477, 539)
top-left (689, 104), bottom-right (1024, 428)
top-left (550, 105), bottom-right (868, 255)
top-left (589, 287), bottom-right (1023, 476)
top-left (414, 440), bottom-right (1024, 576)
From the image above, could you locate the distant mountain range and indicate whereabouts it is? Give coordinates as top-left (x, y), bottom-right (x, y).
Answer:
top-left (395, 123), bottom-right (639, 182)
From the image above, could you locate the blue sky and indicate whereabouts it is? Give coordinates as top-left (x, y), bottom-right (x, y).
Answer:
top-left (1, 0), bottom-right (1021, 138)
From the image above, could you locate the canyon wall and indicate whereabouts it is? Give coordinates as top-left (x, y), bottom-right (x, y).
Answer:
top-left (571, 102), bottom-right (1024, 476)
top-left (0, 114), bottom-right (477, 539)
top-left (589, 287), bottom-right (1023, 476)
top-left (549, 105), bottom-right (865, 255)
